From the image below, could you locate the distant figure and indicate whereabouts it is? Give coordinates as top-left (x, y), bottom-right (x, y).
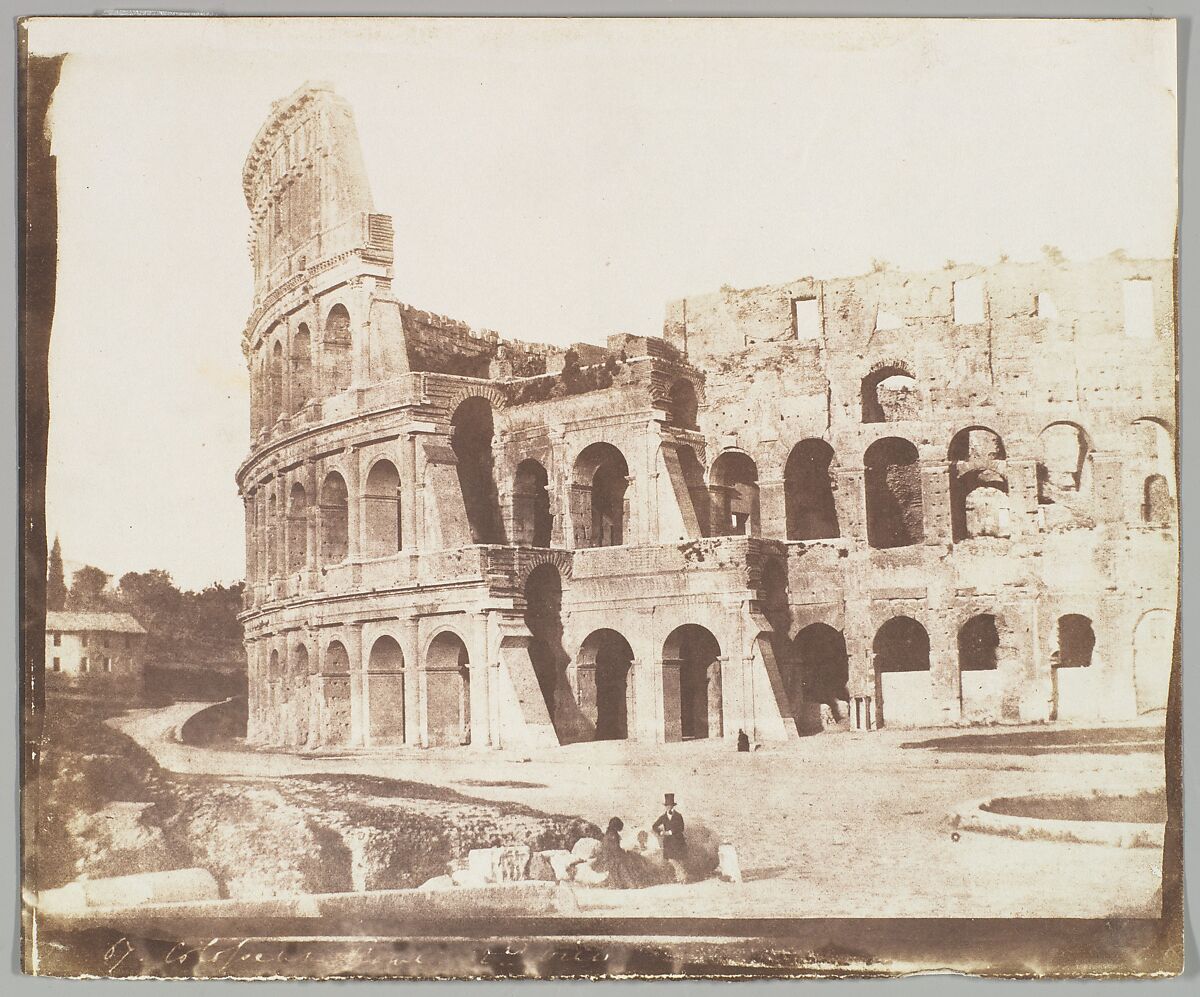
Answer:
top-left (593, 816), bottom-right (637, 889)
top-left (652, 793), bottom-right (688, 883)
top-left (737, 729), bottom-right (750, 752)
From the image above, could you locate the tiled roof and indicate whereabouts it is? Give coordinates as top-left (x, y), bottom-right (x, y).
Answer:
top-left (45, 611), bottom-right (147, 635)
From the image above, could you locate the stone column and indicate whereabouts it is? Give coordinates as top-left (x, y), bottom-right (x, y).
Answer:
top-left (404, 616), bottom-right (421, 746)
top-left (921, 462), bottom-right (952, 546)
top-left (758, 475), bottom-right (787, 541)
top-left (344, 624), bottom-right (365, 748)
top-left (470, 611), bottom-right (492, 749)
top-left (344, 449), bottom-right (362, 563)
top-left (836, 467), bottom-right (867, 545)
top-left (401, 433), bottom-right (419, 553)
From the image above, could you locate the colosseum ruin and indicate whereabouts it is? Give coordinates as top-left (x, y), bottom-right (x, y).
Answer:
top-left (238, 83), bottom-right (1178, 751)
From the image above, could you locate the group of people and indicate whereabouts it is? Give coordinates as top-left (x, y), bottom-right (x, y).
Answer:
top-left (591, 793), bottom-right (690, 889)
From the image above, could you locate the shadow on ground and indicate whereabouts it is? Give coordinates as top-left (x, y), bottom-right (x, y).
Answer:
top-left (900, 725), bottom-right (1166, 755)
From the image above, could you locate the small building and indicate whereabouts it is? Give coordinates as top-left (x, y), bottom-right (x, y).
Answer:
top-left (44, 611), bottom-right (147, 695)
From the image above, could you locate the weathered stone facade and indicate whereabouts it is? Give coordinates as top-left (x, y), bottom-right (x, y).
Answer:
top-left (238, 84), bottom-right (1177, 751)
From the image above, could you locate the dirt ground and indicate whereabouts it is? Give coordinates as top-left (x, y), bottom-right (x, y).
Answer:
top-left (109, 703), bottom-right (1167, 919)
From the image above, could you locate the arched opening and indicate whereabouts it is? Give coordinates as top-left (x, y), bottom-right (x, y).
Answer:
top-left (573, 442), bottom-right (630, 548)
top-left (319, 472), bottom-right (349, 566)
top-left (1055, 614), bottom-right (1095, 669)
top-left (289, 644), bottom-right (310, 746)
top-left (523, 564), bottom-right (568, 736)
top-left (1037, 422), bottom-right (1090, 503)
top-left (667, 378), bottom-right (699, 429)
top-left (578, 629), bottom-right (635, 741)
top-left (513, 459), bottom-right (552, 547)
top-left (663, 624), bottom-right (722, 741)
top-left (367, 635), bottom-right (405, 745)
top-left (425, 631), bottom-right (471, 747)
top-left (862, 364), bottom-right (919, 423)
top-left (291, 324), bottom-right (312, 412)
top-left (710, 451), bottom-right (759, 537)
top-left (324, 303), bottom-right (353, 393)
top-left (269, 340), bottom-right (285, 424)
top-left (451, 397), bottom-right (504, 545)
top-left (322, 640), bottom-right (352, 746)
top-left (864, 438), bottom-right (924, 549)
top-left (364, 459), bottom-right (402, 557)
top-left (267, 493), bottom-right (279, 578)
top-left (287, 482), bottom-right (308, 572)
top-left (1143, 474), bottom-right (1172, 525)
top-left (958, 614), bottom-right (999, 671)
top-left (949, 427), bottom-right (1009, 541)
top-left (784, 440), bottom-right (839, 540)
top-left (794, 623), bottom-right (850, 721)
top-left (873, 616), bottom-right (931, 728)
top-left (1133, 610), bottom-right (1172, 714)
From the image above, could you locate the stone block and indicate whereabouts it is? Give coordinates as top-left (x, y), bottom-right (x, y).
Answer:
top-left (529, 849), bottom-right (571, 882)
top-left (467, 845), bottom-right (532, 883)
top-left (417, 875), bottom-right (454, 892)
top-left (571, 836), bottom-right (601, 861)
top-left (717, 844), bottom-right (742, 883)
top-left (451, 869), bottom-right (490, 889)
top-left (81, 868), bottom-right (220, 910)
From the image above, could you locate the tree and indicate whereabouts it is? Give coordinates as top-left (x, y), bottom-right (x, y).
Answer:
top-left (46, 536), bottom-right (67, 611)
top-left (68, 565), bottom-right (113, 610)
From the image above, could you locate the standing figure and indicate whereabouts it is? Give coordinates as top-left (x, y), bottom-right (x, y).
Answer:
top-left (652, 793), bottom-right (688, 883)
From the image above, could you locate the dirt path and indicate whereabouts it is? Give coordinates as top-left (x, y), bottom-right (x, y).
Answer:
top-left (109, 704), bottom-right (1167, 918)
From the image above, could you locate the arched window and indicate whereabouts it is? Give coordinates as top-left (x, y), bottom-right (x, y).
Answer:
top-left (367, 635), bottom-right (405, 745)
top-left (291, 324), bottom-right (312, 411)
top-left (269, 340), bottom-right (284, 424)
top-left (322, 640), bottom-right (352, 746)
top-left (710, 451), bottom-right (759, 537)
top-left (663, 624), bottom-right (723, 741)
top-left (794, 623), bottom-right (849, 714)
top-left (1143, 474), bottom-right (1172, 525)
top-left (578, 630), bottom-right (635, 741)
top-left (513, 459), bottom-right (552, 547)
top-left (862, 364), bottom-right (919, 423)
top-left (1038, 423), bottom-right (1090, 502)
top-left (1055, 615), bottom-right (1095, 669)
top-left (667, 379), bottom-right (699, 429)
top-left (864, 437), bottom-right (924, 549)
top-left (324, 303), bottom-right (353, 394)
top-left (573, 443), bottom-right (630, 548)
top-left (874, 616), bottom-right (930, 673)
top-left (319, 472), bottom-right (349, 566)
top-left (425, 631), bottom-right (471, 747)
top-left (364, 459), bottom-right (402, 557)
top-left (958, 614), bottom-right (1000, 671)
top-left (949, 428), bottom-right (1009, 542)
top-left (287, 482), bottom-right (308, 572)
top-left (784, 439), bottom-right (839, 540)
top-left (451, 397), bottom-right (504, 545)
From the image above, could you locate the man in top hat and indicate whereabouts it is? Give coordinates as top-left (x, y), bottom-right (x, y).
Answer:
top-left (652, 793), bottom-right (688, 883)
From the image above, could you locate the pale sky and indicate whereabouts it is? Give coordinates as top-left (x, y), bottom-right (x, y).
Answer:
top-left (29, 17), bottom-right (1177, 590)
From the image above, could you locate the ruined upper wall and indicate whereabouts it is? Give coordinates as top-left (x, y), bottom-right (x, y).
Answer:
top-left (242, 83), bottom-right (390, 297)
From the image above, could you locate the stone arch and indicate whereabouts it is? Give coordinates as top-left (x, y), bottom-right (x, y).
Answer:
top-left (445, 383), bottom-right (506, 415)
top-left (873, 616), bottom-right (931, 728)
top-left (267, 491), bottom-right (280, 578)
top-left (663, 624), bottom-right (723, 741)
top-left (949, 426), bottom-right (1009, 541)
top-left (364, 458), bottom-right (402, 557)
top-left (514, 550), bottom-right (574, 591)
top-left (794, 623), bottom-right (850, 721)
top-left (513, 458), bottom-right (552, 548)
top-left (1051, 613), bottom-right (1098, 722)
top-left (577, 629), bottom-right (635, 741)
top-left (287, 482), bottom-right (308, 572)
top-left (1133, 609), bottom-right (1173, 714)
top-left (425, 629), bottom-right (472, 747)
top-left (288, 643), bottom-right (311, 745)
top-left (322, 639), bottom-right (352, 746)
top-left (291, 323), bottom-right (312, 411)
top-left (269, 339), bottom-right (285, 425)
top-left (319, 471), bottom-right (349, 566)
top-left (367, 634), bottom-right (406, 745)
top-left (958, 613), bottom-right (1000, 672)
top-left (573, 442), bottom-right (631, 548)
top-left (1132, 417), bottom-right (1175, 523)
top-left (451, 396), bottom-right (505, 545)
top-left (864, 437), bottom-right (924, 549)
top-left (323, 302), bottom-right (353, 394)
top-left (667, 378), bottom-right (699, 429)
top-left (710, 450), bottom-right (760, 537)
top-left (862, 361), bottom-right (919, 423)
top-left (1037, 422), bottom-right (1091, 502)
top-left (784, 439), bottom-right (839, 540)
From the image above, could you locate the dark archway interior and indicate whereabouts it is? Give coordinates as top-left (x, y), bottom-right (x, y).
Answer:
top-left (513, 459), bottom-right (552, 547)
top-left (795, 623), bottom-right (850, 711)
top-left (582, 629), bottom-right (634, 741)
top-left (292, 325), bottom-right (312, 411)
top-left (324, 304), bottom-right (353, 394)
top-left (862, 365), bottom-right (919, 423)
top-left (668, 378), bottom-right (699, 429)
top-left (666, 624), bottom-right (723, 740)
top-left (864, 438), bottom-right (924, 549)
top-left (1056, 614), bottom-right (1095, 668)
top-left (576, 443), bottom-right (630, 548)
top-left (873, 617), bottom-right (930, 673)
top-left (451, 397), bottom-right (505, 544)
top-left (958, 614), bottom-right (1000, 671)
top-left (711, 451), bottom-right (759, 537)
top-left (784, 440), bottom-right (839, 540)
top-left (426, 632), bottom-right (471, 746)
